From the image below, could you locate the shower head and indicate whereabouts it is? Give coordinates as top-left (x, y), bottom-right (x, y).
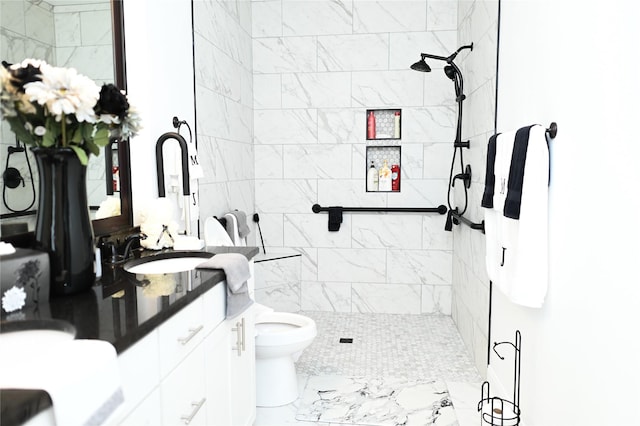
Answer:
top-left (444, 65), bottom-right (456, 80)
top-left (410, 57), bottom-right (431, 72)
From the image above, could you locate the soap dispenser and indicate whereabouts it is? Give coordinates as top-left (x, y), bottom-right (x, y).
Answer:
top-left (367, 161), bottom-right (378, 191)
top-left (378, 160), bottom-right (392, 191)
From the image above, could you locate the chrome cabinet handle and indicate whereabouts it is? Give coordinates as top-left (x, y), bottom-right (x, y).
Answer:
top-left (181, 398), bottom-right (206, 424)
top-left (232, 318), bottom-right (245, 356)
top-left (177, 325), bottom-right (204, 346)
top-left (240, 317), bottom-right (246, 352)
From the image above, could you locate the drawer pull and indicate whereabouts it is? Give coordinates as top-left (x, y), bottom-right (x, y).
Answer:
top-left (177, 325), bottom-right (204, 345)
top-left (180, 398), bottom-right (206, 424)
top-left (231, 317), bottom-right (245, 356)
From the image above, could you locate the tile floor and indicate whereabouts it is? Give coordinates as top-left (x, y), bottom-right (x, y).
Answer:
top-left (254, 311), bottom-right (483, 426)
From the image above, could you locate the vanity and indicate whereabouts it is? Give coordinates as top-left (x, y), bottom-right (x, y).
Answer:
top-left (0, 246), bottom-right (258, 426)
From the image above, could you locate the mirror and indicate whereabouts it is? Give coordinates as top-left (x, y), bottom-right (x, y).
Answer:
top-left (0, 0), bottom-right (131, 237)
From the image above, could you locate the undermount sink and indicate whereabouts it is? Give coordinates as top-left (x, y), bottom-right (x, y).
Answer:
top-left (123, 251), bottom-right (214, 274)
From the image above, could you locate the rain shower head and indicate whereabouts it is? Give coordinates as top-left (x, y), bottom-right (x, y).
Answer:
top-left (410, 56), bottom-right (431, 73)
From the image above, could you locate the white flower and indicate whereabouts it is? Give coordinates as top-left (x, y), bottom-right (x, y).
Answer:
top-left (24, 64), bottom-right (100, 123)
top-left (34, 126), bottom-right (46, 136)
top-left (2, 286), bottom-right (27, 313)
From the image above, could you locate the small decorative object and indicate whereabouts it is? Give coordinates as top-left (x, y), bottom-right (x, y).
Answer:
top-left (2, 286), bottom-right (27, 313)
top-left (0, 59), bottom-right (142, 296)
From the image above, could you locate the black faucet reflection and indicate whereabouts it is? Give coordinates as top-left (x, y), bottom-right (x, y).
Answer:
top-left (122, 232), bottom-right (147, 260)
top-left (155, 131), bottom-right (192, 236)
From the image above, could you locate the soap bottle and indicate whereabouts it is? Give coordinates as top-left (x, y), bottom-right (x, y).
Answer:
top-left (393, 111), bottom-right (401, 139)
top-left (367, 161), bottom-right (378, 191)
top-left (378, 160), bottom-right (392, 191)
top-left (367, 111), bottom-right (376, 139)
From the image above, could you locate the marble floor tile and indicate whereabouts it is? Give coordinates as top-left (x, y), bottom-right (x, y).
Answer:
top-left (296, 375), bottom-right (457, 426)
top-left (255, 312), bottom-right (482, 426)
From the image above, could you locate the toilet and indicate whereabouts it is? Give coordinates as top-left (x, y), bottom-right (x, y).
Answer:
top-left (204, 214), bottom-right (317, 407)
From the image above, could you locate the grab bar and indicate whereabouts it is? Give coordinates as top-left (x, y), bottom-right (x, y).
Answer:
top-left (451, 209), bottom-right (485, 233)
top-left (312, 204), bottom-right (447, 214)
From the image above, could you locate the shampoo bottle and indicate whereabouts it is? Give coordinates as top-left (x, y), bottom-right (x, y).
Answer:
top-left (378, 160), bottom-right (392, 191)
top-left (367, 111), bottom-right (376, 139)
top-left (367, 161), bottom-right (378, 191)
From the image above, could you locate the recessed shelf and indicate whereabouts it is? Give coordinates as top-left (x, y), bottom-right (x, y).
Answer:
top-left (366, 146), bottom-right (401, 193)
top-left (366, 109), bottom-right (401, 141)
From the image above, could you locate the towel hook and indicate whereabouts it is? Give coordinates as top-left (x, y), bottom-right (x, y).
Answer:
top-left (546, 122), bottom-right (557, 138)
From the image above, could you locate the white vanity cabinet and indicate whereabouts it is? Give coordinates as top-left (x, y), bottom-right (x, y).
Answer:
top-left (116, 281), bottom-right (256, 426)
top-left (226, 305), bottom-right (256, 426)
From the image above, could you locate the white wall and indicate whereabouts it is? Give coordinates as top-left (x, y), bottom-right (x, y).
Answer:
top-left (252, 0), bottom-right (461, 314)
top-left (492, 1), bottom-right (640, 424)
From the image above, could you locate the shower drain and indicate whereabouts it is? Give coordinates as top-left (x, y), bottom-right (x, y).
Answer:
top-left (339, 338), bottom-right (353, 343)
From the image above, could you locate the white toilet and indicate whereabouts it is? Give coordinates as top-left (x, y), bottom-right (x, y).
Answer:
top-left (204, 214), bottom-right (317, 407)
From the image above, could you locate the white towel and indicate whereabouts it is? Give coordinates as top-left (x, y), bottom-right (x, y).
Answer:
top-left (0, 339), bottom-right (123, 426)
top-left (196, 253), bottom-right (253, 318)
top-left (483, 125), bottom-right (550, 308)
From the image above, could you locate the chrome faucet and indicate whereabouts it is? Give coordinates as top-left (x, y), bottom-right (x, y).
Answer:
top-left (156, 131), bottom-right (192, 236)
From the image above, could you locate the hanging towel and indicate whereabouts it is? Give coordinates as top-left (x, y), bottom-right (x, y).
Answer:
top-left (482, 124), bottom-right (550, 308)
top-left (226, 210), bottom-right (250, 239)
top-left (197, 253), bottom-right (253, 319)
top-left (328, 206), bottom-right (343, 232)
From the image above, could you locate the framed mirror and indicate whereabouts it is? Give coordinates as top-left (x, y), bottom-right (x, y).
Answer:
top-left (0, 0), bottom-right (132, 238)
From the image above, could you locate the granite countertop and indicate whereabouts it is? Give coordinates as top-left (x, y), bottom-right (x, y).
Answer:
top-left (0, 245), bottom-right (259, 354)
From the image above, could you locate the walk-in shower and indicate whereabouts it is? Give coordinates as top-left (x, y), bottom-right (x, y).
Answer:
top-left (411, 43), bottom-right (473, 231)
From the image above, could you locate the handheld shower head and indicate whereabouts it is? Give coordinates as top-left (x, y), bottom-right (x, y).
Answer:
top-left (444, 65), bottom-right (456, 80)
top-left (410, 57), bottom-right (431, 73)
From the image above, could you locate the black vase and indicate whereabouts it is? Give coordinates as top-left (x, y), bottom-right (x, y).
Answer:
top-left (32, 147), bottom-right (95, 296)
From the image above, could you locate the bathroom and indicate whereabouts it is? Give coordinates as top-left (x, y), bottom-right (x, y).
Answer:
top-left (1, 0), bottom-right (639, 425)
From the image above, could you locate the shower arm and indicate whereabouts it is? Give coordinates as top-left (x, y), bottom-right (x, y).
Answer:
top-left (419, 43), bottom-right (474, 65)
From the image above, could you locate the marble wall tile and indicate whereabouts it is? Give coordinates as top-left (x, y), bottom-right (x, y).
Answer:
top-left (252, 0), bottom-right (282, 37)
top-left (253, 74), bottom-right (282, 109)
top-left (351, 214), bottom-right (423, 249)
top-left (255, 282), bottom-right (300, 312)
top-left (317, 109), bottom-right (364, 144)
top-left (352, 144), bottom-right (366, 179)
top-left (56, 45), bottom-right (114, 81)
top-left (54, 12), bottom-right (80, 47)
top-left (352, 0), bottom-right (427, 34)
top-left (424, 72), bottom-right (458, 106)
top-left (255, 179), bottom-right (317, 213)
top-left (387, 249), bottom-right (452, 285)
top-left (255, 212), bottom-right (284, 247)
top-left (25, 3), bottom-right (54, 46)
top-left (215, 139), bottom-right (254, 181)
top-left (399, 143), bottom-right (424, 180)
top-left (388, 31), bottom-right (457, 71)
top-left (298, 247), bottom-right (318, 281)
top-left (282, 72), bottom-right (352, 108)
top-left (423, 142), bottom-right (455, 179)
top-left (282, 0), bottom-right (353, 36)
top-left (351, 70), bottom-right (424, 107)
top-left (79, 10), bottom-right (112, 45)
top-left (427, 0), bottom-right (458, 31)
top-left (254, 255), bottom-right (300, 290)
top-left (283, 213), bottom-right (352, 248)
top-left (193, 0), bottom-right (245, 65)
top-left (317, 179), bottom-right (387, 208)
top-left (237, 0), bottom-right (253, 35)
top-left (300, 281), bottom-right (352, 312)
top-left (318, 34), bottom-right (389, 72)
top-left (283, 144), bottom-right (352, 178)
top-left (422, 284), bottom-right (452, 314)
top-left (352, 283), bottom-right (422, 314)
top-left (386, 179), bottom-right (448, 208)
top-left (255, 145), bottom-right (283, 178)
top-left (194, 36), bottom-right (242, 102)
top-left (2, 1), bottom-right (26, 35)
top-left (318, 248), bottom-right (386, 283)
top-left (422, 215), bottom-right (453, 250)
top-left (254, 109), bottom-right (318, 144)
top-left (253, 36), bottom-right (317, 74)
top-left (401, 106), bottom-right (457, 143)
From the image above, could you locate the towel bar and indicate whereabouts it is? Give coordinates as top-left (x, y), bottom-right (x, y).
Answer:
top-left (312, 204), bottom-right (447, 214)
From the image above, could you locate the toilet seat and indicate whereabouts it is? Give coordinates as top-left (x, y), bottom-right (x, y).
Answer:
top-left (255, 312), bottom-right (316, 347)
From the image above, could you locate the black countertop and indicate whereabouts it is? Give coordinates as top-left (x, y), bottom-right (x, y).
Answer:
top-left (0, 246), bottom-right (259, 426)
top-left (1, 246), bottom-right (259, 354)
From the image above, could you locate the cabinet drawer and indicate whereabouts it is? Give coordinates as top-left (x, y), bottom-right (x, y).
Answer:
top-left (117, 329), bottom-right (160, 421)
top-left (160, 344), bottom-right (207, 426)
top-left (158, 297), bottom-right (205, 377)
top-left (119, 387), bottom-right (161, 426)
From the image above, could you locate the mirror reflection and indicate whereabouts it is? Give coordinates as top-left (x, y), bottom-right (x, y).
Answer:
top-left (0, 0), bottom-right (127, 237)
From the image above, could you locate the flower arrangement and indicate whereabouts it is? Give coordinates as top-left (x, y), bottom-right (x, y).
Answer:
top-left (0, 58), bottom-right (141, 165)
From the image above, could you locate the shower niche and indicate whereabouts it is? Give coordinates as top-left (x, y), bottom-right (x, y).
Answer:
top-left (366, 109), bottom-right (401, 140)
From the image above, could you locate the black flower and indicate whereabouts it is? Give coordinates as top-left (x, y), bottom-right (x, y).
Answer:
top-left (2, 60), bottom-right (42, 93)
top-left (96, 83), bottom-right (129, 120)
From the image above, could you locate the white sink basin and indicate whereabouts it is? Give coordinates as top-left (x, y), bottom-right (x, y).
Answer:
top-left (124, 251), bottom-right (214, 274)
